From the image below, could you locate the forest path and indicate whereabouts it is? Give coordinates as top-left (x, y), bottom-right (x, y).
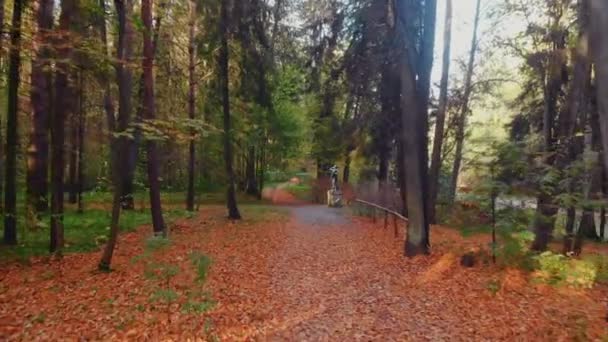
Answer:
top-left (1, 205), bottom-right (605, 340)
top-left (251, 205), bottom-right (606, 340)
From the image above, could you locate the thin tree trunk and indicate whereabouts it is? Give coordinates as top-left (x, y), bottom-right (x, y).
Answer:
top-left (97, 0), bottom-right (115, 133)
top-left (428, 0), bottom-right (452, 223)
top-left (343, 153), bottom-right (351, 185)
top-left (27, 0), bottom-right (54, 214)
top-left (219, 0), bottom-right (241, 219)
top-left (448, 0), bottom-right (481, 204)
top-left (68, 88), bottom-right (79, 204)
top-left (77, 73), bottom-right (85, 213)
top-left (186, 0), bottom-right (196, 211)
top-left (142, 0), bottom-right (166, 235)
top-left (532, 10), bottom-right (569, 251)
top-left (98, 0), bottom-right (126, 270)
top-left (114, 0), bottom-right (135, 211)
top-left (0, 0), bottom-right (6, 216)
top-left (50, 0), bottom-right (77, 253)
top-left (245, 146), bottom-right (258, 196)
top-left (3, 0), bottom-right (24, 245)
top-left (257, 139), bottom-right (266, 200)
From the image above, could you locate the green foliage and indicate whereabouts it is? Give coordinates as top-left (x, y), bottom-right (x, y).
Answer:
top-left (190, 251), bottom-right (213, 283)
top-left (134, 236), bottom-right (215, 323)
top-left (0, 208), bottom-right (190, 263)
top-left (486, 279), bottom-right (501, 295)
top-left (533, 252), bottom-right (597, 289)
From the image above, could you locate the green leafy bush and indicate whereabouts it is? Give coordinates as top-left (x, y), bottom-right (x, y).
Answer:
top-left (533, 251), bottom-right (597, 288)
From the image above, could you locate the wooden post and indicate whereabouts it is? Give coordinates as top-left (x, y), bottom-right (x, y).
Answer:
top-left (393, 214), bottom-right (398, 238)
top-left (384, 211), bottom-right (388, 229)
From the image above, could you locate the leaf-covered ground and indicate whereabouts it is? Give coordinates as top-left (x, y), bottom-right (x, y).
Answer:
top-left (1, 204), bottom-right (607, 340)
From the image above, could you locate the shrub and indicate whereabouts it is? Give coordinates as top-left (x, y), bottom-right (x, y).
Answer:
top-left (533, 251), bottom-right (597, 288)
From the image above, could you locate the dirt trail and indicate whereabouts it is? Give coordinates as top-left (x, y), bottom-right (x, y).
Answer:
top-left (259, 205), bottom-right (607, 340)
top-left (1, 205), bottom-right (606, 340)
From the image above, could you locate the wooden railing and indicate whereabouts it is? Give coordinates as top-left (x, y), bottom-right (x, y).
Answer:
top-left (353, 199), bottom-right (408, 237)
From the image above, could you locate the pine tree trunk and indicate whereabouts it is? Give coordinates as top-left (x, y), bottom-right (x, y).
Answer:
top-left (448, 0), bottom-right (481, 204)
top-left (97, 0), bottom-right (115, 132)
top-left (114, 0), bottom-right (135, 211)
top-left (98, 0), bottom-right (123, 270)
top-left (27, 0), bottom-right (54, 214)
top-left (77, 74), bottom-right (85, 213)
top-left (186, 0), bottom-right (196, 211)
top-left (245, 146), bottom-right (258, 196)
top-left (219, 0), bottom-right (241, 219)
top-left (532, 10), bottom-right (569, 251)
top-left (343, 153), bottom-right (351, 185)
top-left (51, 0), bottom-right (77, 253)
top-left (3, 0), bottom-right (24, 245)
top-left (68, 99), bottom-right (79, 205)
top-left (142, 0), bottom-right (166, 235)
top-left (590, 0), bottom-right (608, 176)
top-left (0, 0), bottom-right (5, 217)
top-left (428, 0), bottom-right (452, 223)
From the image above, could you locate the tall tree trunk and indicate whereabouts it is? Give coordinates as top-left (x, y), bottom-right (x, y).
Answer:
top-left (77, 73), bottom-right (85, 213)
top-left (68, 97), bottom-right (79, 204)
top-left (142, 0), bottom-right (166, 235)
top-left (428, 0), bottom-right (452, 223)
top-left (448, 0), bottom-right (481, 204)
top-left (400, 59), bottom-right (430, 256)
top-left (257, 139), bottom-right (266, 200)
top-left (126, 13), bottom-right (162, 211)
top-left (97, 0), bottom-right (115, 132)
top-left (114, 0), bottom-right (135, 211)
top-left (3, 0), bottom-right (24, 245)
top-left (0, 0), bottom-right (6, 216)
top-left (27, 0), bottom-right (54, 214)
top-left (98, 0), bottom-right (124, 270)
top-left (532, 12), bottom-right (569, 251)
top-left (590, 0), bottom-right (608, 183)
top-left (245, 146), bottom-right (258, 196)
top-left (343, 153), bottom-right (351, 185)
top-left (219, 0), bottom-right (241, 219)
top-left (186, 0), bottom-right (196, 211)
top-left (396, 140), bottom-right (407, 216)
top-left (396, 0), bottom-right (432, 256)
top-left (50, 0), bottom-right (77, 253)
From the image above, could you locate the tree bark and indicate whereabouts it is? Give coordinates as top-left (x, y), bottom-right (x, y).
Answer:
top-left (98, 0), bottom-right (124, 270)
top-left (114, 0), bottom-right (135, 211)
top-left (428, 0), bottom-right (452, 223)
top-left (97, 0), bottom-right (115, 133)
top-left (343, 153), bottom-right (351, 184)
top-left (142, 0), bottom-right (166, 235)
top-left (219, 0), bottom-right (241, 219)
top-left (532, 8), bottom-right (569, 251)
top-left (50, 0), bottom-right (77, 253)
top-left (3, 0), bottom-right (24, 245)
top-left (68, 92), bottom-right (79, 205)
top-left (245, 146), bottom-right (258, 196)
top-left (77, 73), bottom-right (85, 213)
top-left (448, 0), bottom-right (481, 204)
top-left (27, 0), bottom-right (54, 214)
top-left (396, 0), bottom-right (431, 256)
top-left (186, 0), bottom-right (197, 211)
top-left (590, 0), bottom-right (608, 177)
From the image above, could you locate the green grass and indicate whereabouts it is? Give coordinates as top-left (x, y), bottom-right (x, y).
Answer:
top-left (83, 191), bottom-right (268, 207)
top-left (238, 204), bottom-right (289, 223)
top-left (0, 207), bottom-right (191, 263)
top-left (278, 183), bottom-right (311, 202)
